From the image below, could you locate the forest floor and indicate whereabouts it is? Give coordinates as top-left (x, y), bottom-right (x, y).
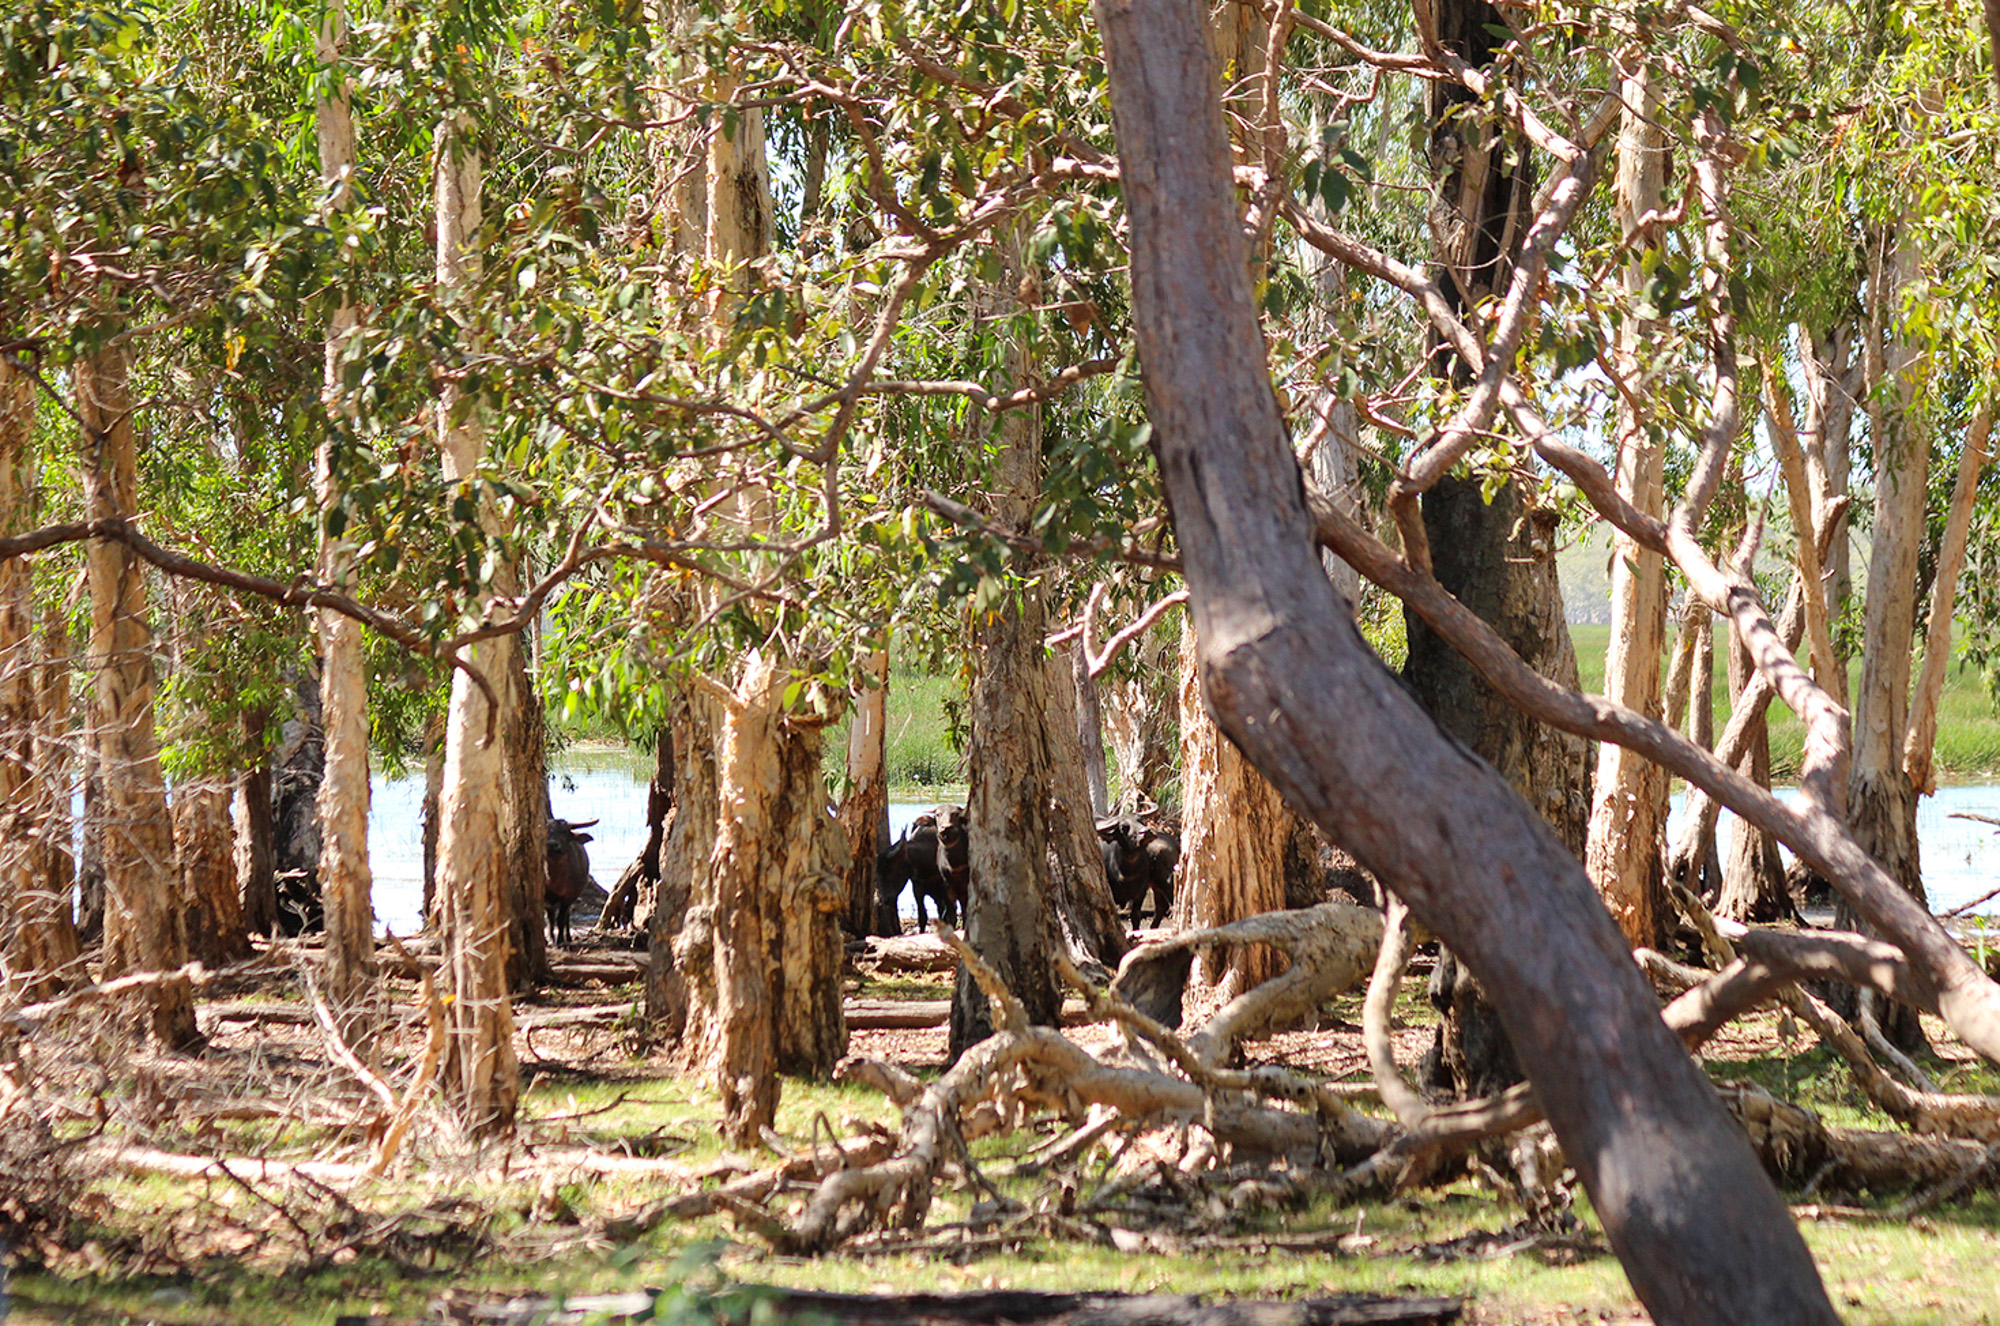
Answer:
top-left (11, 928), bottom-right (2000, 1326)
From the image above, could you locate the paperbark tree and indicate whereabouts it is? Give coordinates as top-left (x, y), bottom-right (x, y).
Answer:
top-left (1717, 629), bottom-right (1788, 921)
top-left (1844, 224), bottom-right (1929, 1051)
top-left (665, 61), bottom-right (850, 1141)
top-left (314, 0), bottom-right (374, 1016)
top-left (1, 360), bottom-right (79, 996)
top-left (948, 226), bottom-right (1070, 1062)
top-left (79, 345), bottom-right (199, 1048)
top-left (1402, 0), bottom-right (1591, 1100)
top-left (1172, 614), bottom-right (1288, 993)
top-left (838, 646), bottom-right (891, 937)
top-left (176, 777), bottom-right (248, 965)
top-left (234, 706), bottom-right (278, 937)
top-left (433, 105), bottom-right (519, 1133)
top-left (1091, 8), bottom-right (1840, 1319)
top-left (1584, 53), bottom-right (1670, 948)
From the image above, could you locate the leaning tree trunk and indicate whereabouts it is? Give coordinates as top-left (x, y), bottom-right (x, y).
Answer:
top-left (1, 359), bottom-right (80, 997)
top-left (1173, 615), bottom-right (1288, 993)
top-left (1091, 13), bottom-right (1842, 1319)
top-left (838, 646), bottom-right (891, 937)
top-left (78, 346), bottom-right (198, 1048)
top-left (1584, 52), bottom-right (1670, 949)
top-left (602, 729), bottom-right (672, 932)
top-left (1844, 222), bottom-right (1929, 1052)
top-left (315, 0), bottom-right (375, 1014)
top-left (433, 105), bottom-right (519, 1133)
top-left (1400, 0), bottom-right (1591, 1101)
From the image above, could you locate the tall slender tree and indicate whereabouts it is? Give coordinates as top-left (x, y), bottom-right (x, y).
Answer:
top-left (79, 345), bottom-right (198, 1047)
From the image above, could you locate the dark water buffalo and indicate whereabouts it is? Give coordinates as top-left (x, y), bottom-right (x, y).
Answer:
top-left (544, 817), bottom-right (597, 946)
top-left (1097, 814), bottom-right (1179, 929)
top-left (876, 805), bottom-right (971, 930)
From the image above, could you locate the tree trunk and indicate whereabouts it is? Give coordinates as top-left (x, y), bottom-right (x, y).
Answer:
top-left (1904, 404), bottom-right (1991, 796)
top-left (235, 707), bottom-right (278, 938)
top-left (1043, 644), bottom-right (1130, 966)
top-left (1092, 14), bottom-right (1841, 1318)
top-left (1801, 322), bottom-right (1859, 634)
top-left (1101, 621), bottom-right (1176, 811)
top-left (651, 687), bottom-right (719, 1044)
top-left (1718, 630), bottom-right (1788, 922)
top-left (76, 741), bottom-right (105, 944)
top-left (1, 360), bottom-right (80, 997)
top-left (1072, 641), bottom-right (1110, 819)
top-left (1401, 0), bottom-right (1590, 1103)
top-left (950, 225), bottom-right (1068, 1063)
top-left (177, 778), bottom-right (250, 966)
top-left (1584, 54), bottom-right (1670, 949)
top-left (602, 729), bottom-right (672, 932)
top-left (661, 61), bottom-right (849, 1135)
top-left (315, 0), bottom-right (374, 1014)
top-left (271, 664), bottom-right (325, 934)
top-left (500, 643), bottom-right (547, 987)
top-left (1844, 223), bottom-right (1929, 1052)
top-left (838, 647), bottom-right (891, 937)
top-left (1172, 615), bottom-right (1288, 993)
top-left (78, 346), bottom-right (198, 1048)
top-left (433, 106), bottom-right (518, 1133)
top-left (420, 709), bottom-right (443, 928)
top-left (700, 653), bottom-right (849, 1143)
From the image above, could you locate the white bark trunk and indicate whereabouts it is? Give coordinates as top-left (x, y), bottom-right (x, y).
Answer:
top-left (1584, 59), bottom-right (1670, 948)
top-left (433, 108), bottom-right (518, 1132)
top-left (839, 648), bottom-right (890, 936)
top-left (1848, 224), bottom-right (1929, 905)
top-left (1904, 404), bottom-right (1992, 796)
top-left (79, 347), bottom-right (197, 1047)
top-left (315, 0), bottom-right (373, 1013)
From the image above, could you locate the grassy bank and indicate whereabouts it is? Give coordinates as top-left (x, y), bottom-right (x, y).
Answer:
top-left (1570, 623), bottom-right (2000, 783)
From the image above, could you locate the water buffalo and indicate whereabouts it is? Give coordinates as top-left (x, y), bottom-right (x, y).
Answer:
top-left (876, 806), bottom-right (971, 930)
top-left (935, 803), bottom-right (970, 905)
top-left (544, 817), bottom-right (597, 946)
top-left (1097, 814), bottom-right (1178, 929)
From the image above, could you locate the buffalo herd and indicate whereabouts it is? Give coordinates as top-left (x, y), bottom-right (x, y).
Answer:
top-left (874, 805), bottom-right (1180, 935)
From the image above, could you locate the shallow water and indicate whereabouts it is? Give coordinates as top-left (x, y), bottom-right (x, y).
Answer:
top-left (363, 758), bottom-right (2000, 935)
top-left (1667, 783), bottom-right (2000, 917)
top-left (367, 754), bottom-right (947, 936)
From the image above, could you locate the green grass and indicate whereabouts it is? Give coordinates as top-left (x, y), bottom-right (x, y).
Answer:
top-left (1569, 622), bottom-right (2000, 783)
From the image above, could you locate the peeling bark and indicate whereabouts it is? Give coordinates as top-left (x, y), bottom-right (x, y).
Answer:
top-left (1584, 54), bottom-right (1669, 948)
top-left (80, 348), bottom-right (197, 1048)
top-left (1, 360), bottom-right (79, 997)
top-left (315, 0), bottom-right (374, 1014)
top-left (433, 106), bottom-right (518, 1133)
top-left (838, 648), bottom-right (890, 938)
top-left (176, 778), bottom-right (249, 966)
top-left (1173, 615), bottom-right (1288, 995)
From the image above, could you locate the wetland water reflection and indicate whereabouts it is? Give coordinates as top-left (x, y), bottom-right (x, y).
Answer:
top-left (361, 754), bottom-right (2000, 936)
